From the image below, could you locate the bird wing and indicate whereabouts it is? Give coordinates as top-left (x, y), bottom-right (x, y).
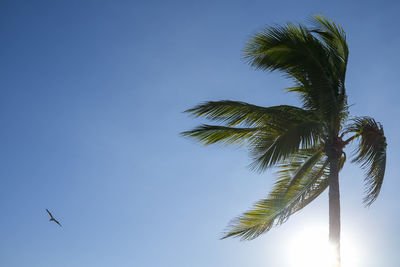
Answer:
top-left (54, 219), bottom-right (62, 227)
top-left (46, 209), bottom-right (54, 219)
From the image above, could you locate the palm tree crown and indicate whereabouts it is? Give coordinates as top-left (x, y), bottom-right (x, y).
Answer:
top-left (182, 15), bottom-right (386, 264)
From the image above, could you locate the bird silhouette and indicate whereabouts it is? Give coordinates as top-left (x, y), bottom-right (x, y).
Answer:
top-left (46, 209), bottom-right (62, 227)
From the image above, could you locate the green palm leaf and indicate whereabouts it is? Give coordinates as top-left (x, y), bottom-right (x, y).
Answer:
top-left (184, 100), bottom-right (316, 127)
top-left (243, 16), bottom-right (349, 128)
top-left (223, 154), bottom-right (329, 240)
top-left (281, 148), bottom-right (324, 191)
top-left (249, 121), bottom-right (323, 171)
top-left (311, 15), bottom-right (349, 122)
top-left (311, 15), bottom-right (348, 77)
top-left (183, 100), bottom-right (324, 170)
top-left (345, 117), bottom-right (387, 206)
top-left (181, 125), bottom-right (263, 146)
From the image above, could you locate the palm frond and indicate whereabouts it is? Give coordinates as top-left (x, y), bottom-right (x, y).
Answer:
top-left (184, 100), bottom-right (315, 127)
top-left (311, 14), bottom-right (348, 75)
top-left (311, 15), bottom-right (349, 123)
top-left (223, 156), bottom-right (329, 240)
top-left (280, 148), bottom-right (324, 191)
top-left (244, 18), bottom-right (349, 127)
top-left (184, 101), bottom-right (324, 170)
top-left (244, 23), bottom-right (335, 113)
top-left (345, 117), bottom-right (387, 206)
top-left (181, 125), bottom-right (263, 146)
top-left (249, 121), bottom-right (323, 171)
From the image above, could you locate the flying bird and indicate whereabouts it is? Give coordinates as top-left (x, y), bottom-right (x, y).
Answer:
top-left (46, 209), bottom-right (62, 227)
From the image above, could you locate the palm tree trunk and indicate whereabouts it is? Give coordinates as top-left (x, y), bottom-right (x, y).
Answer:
top-left (329, 156), bottom-right (341, 267)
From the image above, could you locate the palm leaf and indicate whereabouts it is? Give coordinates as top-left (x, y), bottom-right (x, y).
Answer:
top-left (345, 117), bottom-right (387, 206)
top-left (249, 121), bottom-right (323, 171)
top-left (184, 101), bottom-right (324, 170)
top-left (280, 148), bottom-right (324, 192)
top-left (181, 125), bottom-right (263, 146)
top-left (311, 14), bottom-right (348, 75)
top-left (244, 19), bottom-right (349, 128)
top-left (311, 15), bottom-right (349, 122)
top-left (244, 23), bottom-right (338, 115)
top-left (184, 100), bottom-right (315, 127)
top-left (223, 156), bottom-right (329, 240)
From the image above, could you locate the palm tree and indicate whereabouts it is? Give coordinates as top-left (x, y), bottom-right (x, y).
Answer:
top-left (181, 15), bottom-right (387, 267)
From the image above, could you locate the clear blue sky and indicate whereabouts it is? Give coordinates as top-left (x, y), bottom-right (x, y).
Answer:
top-left (1, 1), bottom-right (399, 266)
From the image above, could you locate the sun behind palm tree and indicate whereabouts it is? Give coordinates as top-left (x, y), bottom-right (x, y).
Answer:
top-left (182, 15), bottom-right (387, 267)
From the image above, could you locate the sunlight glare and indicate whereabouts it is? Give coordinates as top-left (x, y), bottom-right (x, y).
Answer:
top-left (288, 227), bottom-right (358, 267)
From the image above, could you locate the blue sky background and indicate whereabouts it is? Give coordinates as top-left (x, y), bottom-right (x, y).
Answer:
top-left (1, 1), bottom-right (399, 266)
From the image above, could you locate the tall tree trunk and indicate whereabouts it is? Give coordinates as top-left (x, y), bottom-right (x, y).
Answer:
top-left (329, 156), bottom-right (341, 267)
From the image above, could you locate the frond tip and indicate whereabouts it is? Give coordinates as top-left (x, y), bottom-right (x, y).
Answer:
top-left (180, 125), bottom-right (262, 146)
top-left (345, 117), bottom-right (387, 206)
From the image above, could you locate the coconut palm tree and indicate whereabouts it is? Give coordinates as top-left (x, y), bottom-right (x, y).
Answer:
top-left (181, 15), bottom-right (387, 267)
